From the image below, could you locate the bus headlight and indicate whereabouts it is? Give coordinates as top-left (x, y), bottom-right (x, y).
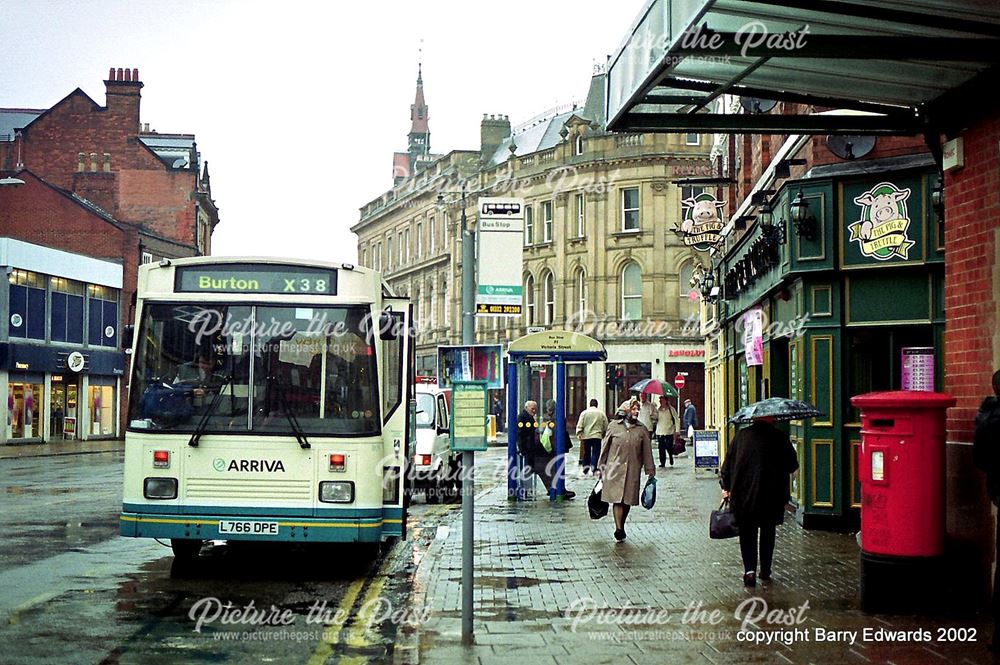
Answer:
top-left (319, 481), bottom-right (355, 503)
top-left (143, 477), bottom-right (178, 500)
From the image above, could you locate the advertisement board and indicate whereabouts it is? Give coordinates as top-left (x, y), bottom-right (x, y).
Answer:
top-left (437, 344), bottom-right (504, 390)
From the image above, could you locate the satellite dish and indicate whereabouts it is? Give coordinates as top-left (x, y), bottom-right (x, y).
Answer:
top-left (739, 97), bottom-right (777, 114)
top-left (825, 135), bottom-right (876, 160)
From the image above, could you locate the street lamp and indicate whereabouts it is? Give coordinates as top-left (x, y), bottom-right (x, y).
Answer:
top-left (931, 174), bottom-right (945, 224)
top-left (789, 189), bottom-right (818, 241)
top-left (0, 176), bottom-right (25, 186)
top-left (436, 181), bottom-right (475, 345)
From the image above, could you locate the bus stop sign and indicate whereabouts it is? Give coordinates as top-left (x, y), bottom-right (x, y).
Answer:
top-left (450, 380), bottom-right (489, 452)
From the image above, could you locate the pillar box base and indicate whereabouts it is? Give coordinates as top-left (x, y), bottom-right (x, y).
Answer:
top-left (860, 551), bottom-right (944, 614)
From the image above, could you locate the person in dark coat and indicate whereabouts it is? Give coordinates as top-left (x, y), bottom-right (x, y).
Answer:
top-left (974, 369), bottom-right (1000, 649)
top-left (516, 400), bottom-right (575, 500)
top-left (720, 416), bottom-right (798, 586)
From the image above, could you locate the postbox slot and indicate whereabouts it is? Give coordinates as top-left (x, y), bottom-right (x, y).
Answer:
top-left (870, 419), bottom-right (894, 428)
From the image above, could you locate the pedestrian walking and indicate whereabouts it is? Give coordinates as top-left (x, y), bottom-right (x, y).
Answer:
top-left (637, 392), bottom-right (658, 432)
top-left (655, 394), bottom-right (678, 467)
top-left (974, 369), bottom-right (1000, 650)
top-left (576, 398), bottom-right (608, 475)
top-left (491, 396), bottom-right (504, 433)
top-left (597, 398), bottom-right (655, 543)
top-left (719, 416), bottom-right (798, 586)
top-left (682, 398), bottom-right (699, 434)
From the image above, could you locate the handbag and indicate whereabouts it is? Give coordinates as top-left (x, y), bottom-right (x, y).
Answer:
top-left (710, 498), bottom-right (739, 539)
top-left (672, 432), bottom-right (686, 456)
top-left (588, 480), bottom-right (609, 519)
top-left (641, 476), bottom-right (656, 510)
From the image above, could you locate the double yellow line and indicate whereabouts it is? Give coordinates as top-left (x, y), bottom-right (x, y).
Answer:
top-left (307, 566), bottom-right (387, 664)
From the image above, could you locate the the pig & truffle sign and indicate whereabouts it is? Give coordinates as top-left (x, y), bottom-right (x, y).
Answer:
top-left (679, 192), bottom-right (725, 252)
top-left (848, 182), bottom-right (916, 261)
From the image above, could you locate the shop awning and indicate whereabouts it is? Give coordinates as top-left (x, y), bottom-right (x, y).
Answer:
top-left (606, 0), bottom-right (1000, 135)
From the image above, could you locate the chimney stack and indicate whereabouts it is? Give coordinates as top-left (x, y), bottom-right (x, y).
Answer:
top-left (480, 113), bottom-right (511, 163)
top-left (104, 66), bottom-right (144, 135)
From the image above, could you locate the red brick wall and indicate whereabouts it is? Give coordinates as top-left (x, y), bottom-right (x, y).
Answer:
top-left (943, 115), bottom-right (1000, 443)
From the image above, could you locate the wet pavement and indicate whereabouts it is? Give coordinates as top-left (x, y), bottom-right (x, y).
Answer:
top-left (0, 451), bottom-right (467, 664)
top-left (403, 448), bottom-right (997, 665)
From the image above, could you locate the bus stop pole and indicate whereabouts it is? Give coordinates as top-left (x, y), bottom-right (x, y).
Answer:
top-left (459, 184), bottom-right (474, 645)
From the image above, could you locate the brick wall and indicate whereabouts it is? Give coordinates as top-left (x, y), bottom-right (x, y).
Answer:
top-left (943, 114), bottom-right (1000, 443)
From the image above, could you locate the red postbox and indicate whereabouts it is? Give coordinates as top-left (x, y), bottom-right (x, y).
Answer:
top-left (850, 390), bottom-right (955, 612)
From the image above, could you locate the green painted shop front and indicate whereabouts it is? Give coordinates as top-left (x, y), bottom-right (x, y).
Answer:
top-left (717, 162), bottom-right (944, 529)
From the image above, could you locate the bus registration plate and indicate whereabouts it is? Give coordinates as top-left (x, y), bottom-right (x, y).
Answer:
top-left (218, 520), bottom-right (280, 536)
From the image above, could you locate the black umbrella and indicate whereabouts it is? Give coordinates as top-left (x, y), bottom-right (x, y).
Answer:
top-left (728, 397), bottom-right (824, 425)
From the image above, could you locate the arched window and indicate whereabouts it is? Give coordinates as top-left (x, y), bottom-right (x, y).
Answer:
top-left (575, 134), bottom-right (584, 156)
top-left (524, 275), bottom-right (535, 326)
top-left (543, 271), bottom-right (555, 325)
top-left (621, 262), bottom-right (642, 320)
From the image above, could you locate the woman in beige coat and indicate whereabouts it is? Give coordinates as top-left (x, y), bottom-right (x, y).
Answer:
top-left (598, 398), bottom-right (655, 542)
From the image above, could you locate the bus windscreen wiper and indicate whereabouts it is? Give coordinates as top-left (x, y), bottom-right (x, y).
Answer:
top-left (188, 374), bottom-right (233, 447)
top-left (273, 380), bottom-right (311, 449)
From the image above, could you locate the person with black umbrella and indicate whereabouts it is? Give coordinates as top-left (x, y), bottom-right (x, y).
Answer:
top-left (720, 414), bottom-right (799, 586)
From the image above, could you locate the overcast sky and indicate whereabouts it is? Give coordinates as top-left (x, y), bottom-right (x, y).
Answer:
top-left (2, 0), bottom-right (642, 263)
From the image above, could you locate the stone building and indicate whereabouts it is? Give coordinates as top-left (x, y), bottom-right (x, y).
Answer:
top-left (354, 69), bottom-right (712, 419)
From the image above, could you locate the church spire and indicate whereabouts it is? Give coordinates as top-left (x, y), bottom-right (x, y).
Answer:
top-left (408, 60), bottom-right (430, 169)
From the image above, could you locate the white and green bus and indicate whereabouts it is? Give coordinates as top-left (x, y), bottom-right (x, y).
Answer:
top-left (119, 257), bottom-right (413, 560)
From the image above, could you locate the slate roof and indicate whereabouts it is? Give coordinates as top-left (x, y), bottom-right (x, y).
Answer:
top-left (0, 109), bottom-right (43, 141)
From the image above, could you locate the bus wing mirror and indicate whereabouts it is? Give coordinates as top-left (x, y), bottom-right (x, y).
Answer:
top-left (122, 324), bottom-right (135, 350)
top-left (379, 310), bottom-right (398, 341)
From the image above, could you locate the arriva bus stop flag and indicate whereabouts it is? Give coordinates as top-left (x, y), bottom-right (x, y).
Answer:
top-left (476, 198), bottom-right (524, 317)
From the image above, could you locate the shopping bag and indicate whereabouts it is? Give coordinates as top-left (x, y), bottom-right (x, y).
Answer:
top-left (588, 480), bottom-right (609, 519)
top-left (539, 426), bottom-right (553, 453)
top-left (641, 476), bottom-right (656, 510)
top-left (672, 432), bottom-right (686, 456)
top-left (709, 499), bottom-right (739, 539)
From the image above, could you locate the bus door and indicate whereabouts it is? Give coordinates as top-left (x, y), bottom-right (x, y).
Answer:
top-left (379, 299), bottom-right (414, 539)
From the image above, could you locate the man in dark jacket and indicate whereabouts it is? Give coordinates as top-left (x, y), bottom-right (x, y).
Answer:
top-left (974, 370), bottom-right (1000, 649)
top-left (720, 416), bottom-right (798, 586)
top-left (516, 400), bottom-right (574, 500)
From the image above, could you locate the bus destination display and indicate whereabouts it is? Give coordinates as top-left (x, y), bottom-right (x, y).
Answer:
top-left (175, 265), bottom-right (337, 295)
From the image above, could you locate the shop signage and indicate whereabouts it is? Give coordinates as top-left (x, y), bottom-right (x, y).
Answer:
top-left (63, 416), bottom-right (76, 438)
top-left (476, 198), bottom-right (524, 317)
top-left (668, 349), bottom-right (705, 358)
top-left (66, 352), bottom-right (85, 373)
top-left (678, 192), bottom-right (725, 252)
top-left (849, 182), bottom-right (916, 261)
top-left (942, 138), bottom-right (964, 172)
top-left (14, 362), bottom-right (29, 370)
top-left (743, 308), bottom-right (764, 366)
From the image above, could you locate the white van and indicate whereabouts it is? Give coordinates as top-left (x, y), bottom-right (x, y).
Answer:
top-left (413, 384), bottom-right (459, 503)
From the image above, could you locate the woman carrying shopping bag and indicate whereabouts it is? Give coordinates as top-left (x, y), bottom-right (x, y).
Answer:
top-left (597, 398), bottom-right (655, 543)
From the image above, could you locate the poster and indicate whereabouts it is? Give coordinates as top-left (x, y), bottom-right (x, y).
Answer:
top-left (694, 430), bottom-right (720, 469)
top-left (901, 347), bottom-right (935, 391)
top-left (437, 345), bottom-right (503, 390)
top-left (743, 308), bottom-right (763, 367)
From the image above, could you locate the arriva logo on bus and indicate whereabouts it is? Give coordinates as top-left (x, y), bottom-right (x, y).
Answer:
top-left (213, 458), bottom-right (286, 473)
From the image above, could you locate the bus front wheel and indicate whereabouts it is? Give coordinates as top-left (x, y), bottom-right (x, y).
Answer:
top-left (171, 538), bottom-right (203, 560)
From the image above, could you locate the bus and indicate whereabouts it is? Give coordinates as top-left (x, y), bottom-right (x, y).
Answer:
top-left (119, 257), bottom-right (413, 560)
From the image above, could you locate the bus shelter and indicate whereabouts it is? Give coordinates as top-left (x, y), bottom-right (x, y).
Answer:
top-left (506, 330), bottom-right (606, 500)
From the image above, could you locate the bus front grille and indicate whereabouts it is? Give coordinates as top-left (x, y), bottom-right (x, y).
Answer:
top-left (185, 477), bottom-right (313, 501)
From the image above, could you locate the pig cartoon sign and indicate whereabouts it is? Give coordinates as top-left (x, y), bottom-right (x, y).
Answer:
top-left (848, 182), bottom-right (916, 261)
top-left (678, 192), bottom-right (725, 252)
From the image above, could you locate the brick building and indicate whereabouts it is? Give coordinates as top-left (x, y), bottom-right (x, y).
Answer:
top-left (0, 67), bottom-right (221, 443)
